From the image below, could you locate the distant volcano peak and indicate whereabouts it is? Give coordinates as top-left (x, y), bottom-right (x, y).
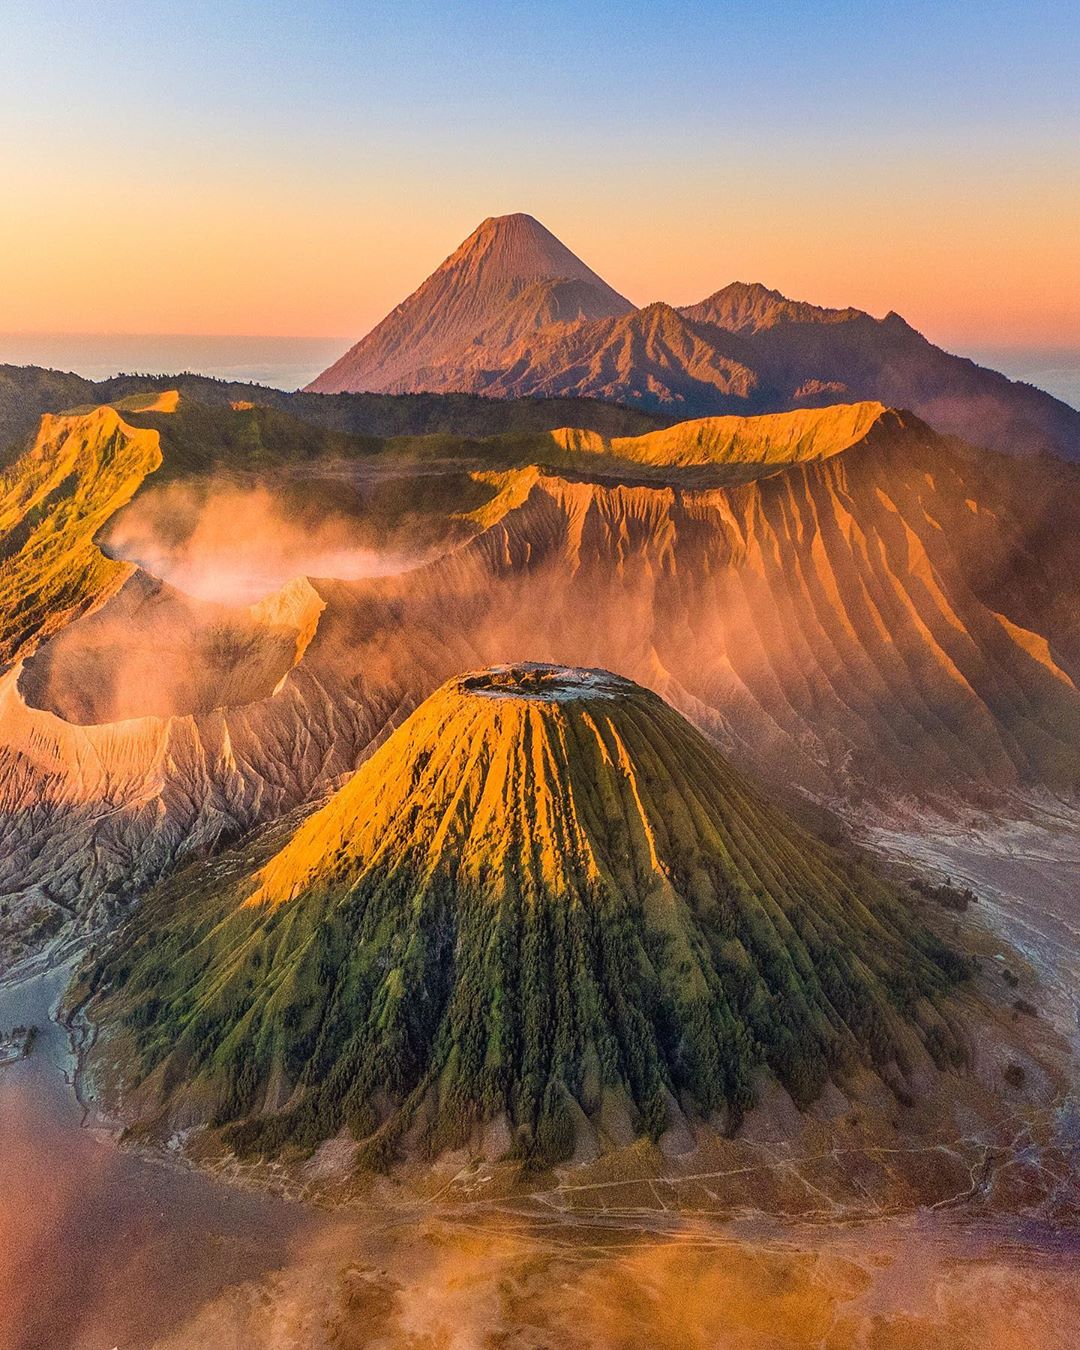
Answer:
top-left (306, 214), bottom-right (1080, 460)
top-left (446, 213), bottom-right (608, 285)
top-left (305, 213), bottom-right (632, 394)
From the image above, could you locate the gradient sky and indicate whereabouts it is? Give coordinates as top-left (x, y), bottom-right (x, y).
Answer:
top-left (2, 0), bottom-right (1078, 348)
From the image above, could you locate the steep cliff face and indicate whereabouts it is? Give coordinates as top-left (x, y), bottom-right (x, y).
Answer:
top-left (0, 625), bottom-right (402, 965)
top-left (83, 665), bottom-right (966, 1166)
top-left (314, 406), bottom-right (1080, 796)
top-left (0, 407), bottom-right (162, 666)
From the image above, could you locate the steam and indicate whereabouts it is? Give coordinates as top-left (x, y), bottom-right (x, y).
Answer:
top-left (101, 479), bottom-right (421, 606)
top-left (19, 578), bottom-right (301, 723)
top-left (24, 474), bottom-right (435, 723)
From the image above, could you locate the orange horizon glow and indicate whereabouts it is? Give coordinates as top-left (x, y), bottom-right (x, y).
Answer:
top-left (2, 167), bottom-right (1079, 352)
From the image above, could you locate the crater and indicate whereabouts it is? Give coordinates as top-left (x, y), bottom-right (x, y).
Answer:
top-left (18, 571), bottom-right (312, 724)
top-left (457, 662), bottom-right (630, 702)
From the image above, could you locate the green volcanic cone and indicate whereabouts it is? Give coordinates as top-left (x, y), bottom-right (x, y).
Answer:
top-left (86, 664), bottom-right (968, 1166)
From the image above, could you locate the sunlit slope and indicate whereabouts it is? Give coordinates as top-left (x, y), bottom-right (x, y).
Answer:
top-left (86, 665), bottom-right (966, 1166)
top-left (0, 407), bottom-right (162, 665)
top-left (331, 411), bottom-right (1080, 795)
top-left (549, 401), bottom-right (890, 478)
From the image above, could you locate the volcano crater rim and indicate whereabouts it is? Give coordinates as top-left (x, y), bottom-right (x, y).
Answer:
top-left (457, 662), bottom-right (631, 703)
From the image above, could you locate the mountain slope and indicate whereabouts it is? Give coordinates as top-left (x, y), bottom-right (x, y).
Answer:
top-left (0, 364), bottom-right (666, 469)
top-left (0, 406), bottom-right (162, 666)
top-left (683, 285), bottom-right (1080, 459)
top-left (307, 214), bottom-right (633, 395)
top-left (444, 302), bottom-right (766, 411)
top-left (84, 665), bottom-right (967, 1166)
top-left (550, 397), bottom-right (889, 475)
top-left (682, 281), bottom-right (866, 334)
top-left (309, 216), bottom-right (1080, 460)
top-left (318, 405), bottom-right (1080, 796)
top-left (0, 365), bottom-right (99, 462)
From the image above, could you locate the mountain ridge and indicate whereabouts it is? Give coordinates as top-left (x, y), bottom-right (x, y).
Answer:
top-left (308, 214), bottom-right (1080, 460)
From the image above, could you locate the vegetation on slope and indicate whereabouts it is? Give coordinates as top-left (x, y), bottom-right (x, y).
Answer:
top-left (0, 362), bottom-right (664, 469)
top-left (84, 666), bottom-right (968, 1170)
top-left (0, 365), bottom-right (98, 463)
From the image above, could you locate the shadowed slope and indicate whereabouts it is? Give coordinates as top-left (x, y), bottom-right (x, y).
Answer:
top-left (84, 665), bottom-right (967, 1167)
top-left (445, 302), bottom-right (764, 412)
top-left (683, 286), bottom-right (1080, 459)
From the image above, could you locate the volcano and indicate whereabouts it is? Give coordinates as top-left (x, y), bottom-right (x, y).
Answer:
top-left (85, 664), bottom-right (966, 1168)
top-left (307, 213), bottom-right (633, 396)
top-left (2, 394), bottom-right (1078, 973)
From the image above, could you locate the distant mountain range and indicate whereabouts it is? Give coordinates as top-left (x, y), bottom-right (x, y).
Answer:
top-left (308, 213), bottom-right (1080, 461)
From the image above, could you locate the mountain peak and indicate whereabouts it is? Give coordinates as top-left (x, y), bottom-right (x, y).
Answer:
top-left (682, 281), bottom-right (868, 335)
top-left (306, 215), bottom-right (632, 394)
top-left (441, 213), bottom-right (611, 288)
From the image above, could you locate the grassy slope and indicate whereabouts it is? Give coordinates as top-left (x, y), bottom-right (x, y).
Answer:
top-left (83, 667), bottom-right (968, 1168)
top-left (0, 365), bottom-right (98, 463)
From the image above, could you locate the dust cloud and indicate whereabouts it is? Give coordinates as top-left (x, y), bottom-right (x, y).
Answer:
top-left (0, 1070), bottom-right (313, 1350)
top-left (4, 1030), bottom-right (1078, 1350)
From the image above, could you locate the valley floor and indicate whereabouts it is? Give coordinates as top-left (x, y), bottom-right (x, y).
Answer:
top-left (1, 811), bottom-right (1079, 1349)
top-left (861, 795), bottom-right (1080, 1050)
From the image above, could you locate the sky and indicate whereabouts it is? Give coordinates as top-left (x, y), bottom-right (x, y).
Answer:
top-left (2, 0), bottom-right (1078, 349)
